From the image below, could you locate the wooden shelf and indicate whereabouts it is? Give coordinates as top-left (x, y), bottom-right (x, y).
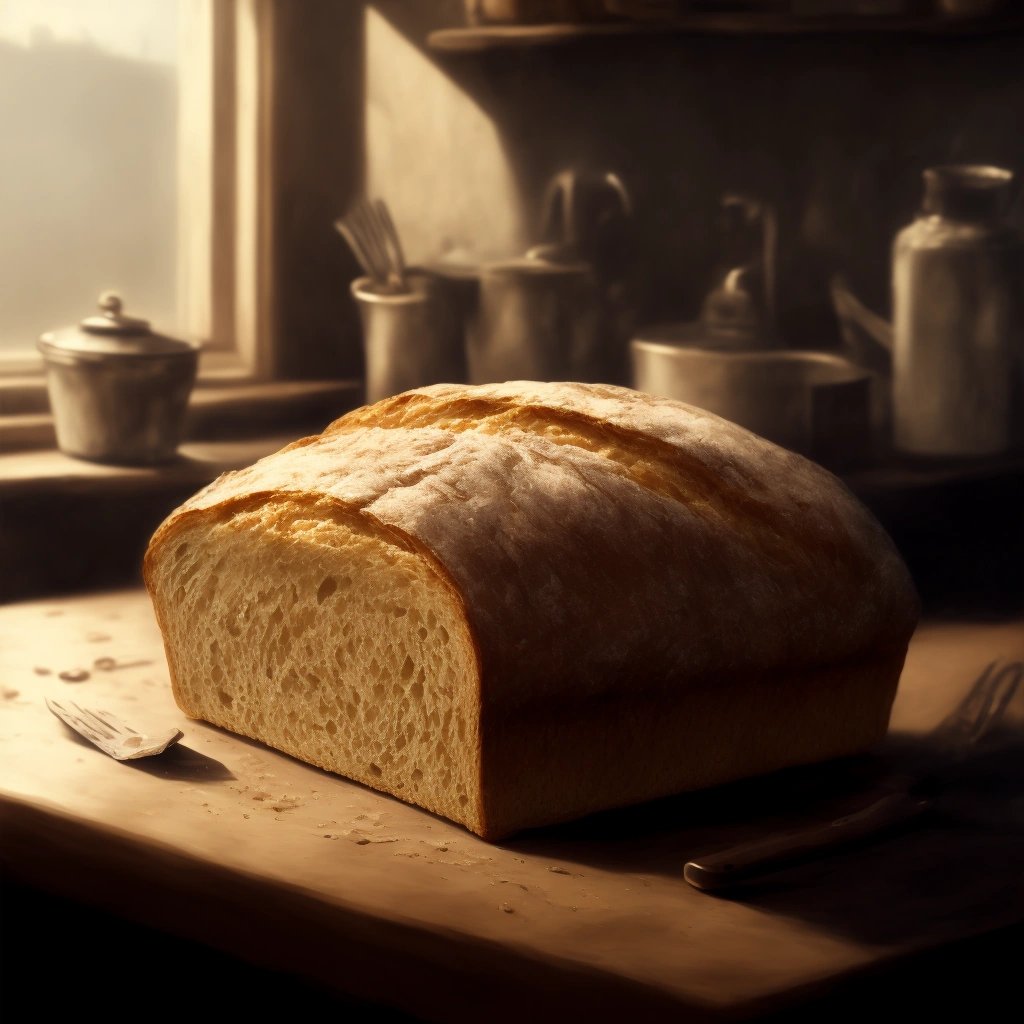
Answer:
top-left (428, 13), bottom-right (1020, 53)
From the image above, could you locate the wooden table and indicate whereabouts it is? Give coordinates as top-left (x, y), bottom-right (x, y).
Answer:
top-left (1, 590), bottom-right (1022, 1021)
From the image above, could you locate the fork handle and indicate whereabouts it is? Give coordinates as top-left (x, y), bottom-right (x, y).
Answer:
top-left (684, 789), bottom-right (930, 894)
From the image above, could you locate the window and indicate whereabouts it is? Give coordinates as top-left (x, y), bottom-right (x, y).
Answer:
top-left (0, 0), bottom-right (179, 359)
top-left (0, 0), bottom-right (274, 389)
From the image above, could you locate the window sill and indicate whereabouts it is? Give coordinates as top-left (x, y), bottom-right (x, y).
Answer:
top-left (0, 378), bottom-right (363, 602)
top-left (0, 435), bottom-right (303, 498)
top-left (1, 378), bottom-right (362, 453)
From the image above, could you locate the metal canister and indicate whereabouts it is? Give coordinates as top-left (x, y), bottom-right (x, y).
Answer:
top-left (351, 272), bottom-right (467, 404)
top-left (467, 258), bottom-right (604, 384)
top-left (38, 292), bottom-right (199, 465)
top-left (892, 165), bottom-right (1024, 458)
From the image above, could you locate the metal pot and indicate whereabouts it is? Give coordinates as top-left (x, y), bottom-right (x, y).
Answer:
top-left (38, 292), bottom-right (199, 465)
top-left (631, 328), bottom-right (873, 467)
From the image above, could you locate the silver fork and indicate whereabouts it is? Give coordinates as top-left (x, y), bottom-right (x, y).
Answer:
top-left (932, 659), bottom-right (1022, 749)
top-left (684, 659), bottom-right (1024, 893)
top-left (46, 698), bottom-right (184, 761)
top-left (334, 196), bottom-right (408, 294)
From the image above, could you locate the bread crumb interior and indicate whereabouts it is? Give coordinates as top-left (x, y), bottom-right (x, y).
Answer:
top-left (156, 498), bottom-right (480, 829)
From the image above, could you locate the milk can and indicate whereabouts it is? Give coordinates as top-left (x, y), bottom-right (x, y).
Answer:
top-left (892, 165), bottom-right (1023, 458)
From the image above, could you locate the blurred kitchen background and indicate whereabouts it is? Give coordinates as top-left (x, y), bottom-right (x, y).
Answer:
top-left (1, 0), bottom-right (1022, 610)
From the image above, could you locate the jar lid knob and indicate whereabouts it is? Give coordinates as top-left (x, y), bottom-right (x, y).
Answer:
top-left (80, 291), bottom-right (151, 335)
top-left (99, 291), bottom-right (123, 317)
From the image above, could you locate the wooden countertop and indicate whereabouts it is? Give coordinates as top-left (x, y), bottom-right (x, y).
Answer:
top-left (1, 590), bottom-right (1023, 1021)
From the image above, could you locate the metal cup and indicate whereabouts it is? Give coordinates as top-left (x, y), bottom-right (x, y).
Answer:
top-left (467, 259), bottom-right (604, 384)
top-left (351, 273), bottom-right (466, 403)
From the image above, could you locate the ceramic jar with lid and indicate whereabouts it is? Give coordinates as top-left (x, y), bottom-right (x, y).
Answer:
top-left (38, 292), bottom-right (200, 465)
top-left (892, 165), bottom-right (1023, 458)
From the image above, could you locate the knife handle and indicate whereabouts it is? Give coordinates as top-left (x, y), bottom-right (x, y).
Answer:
top-left (683, 790), bottom-right (930, 894)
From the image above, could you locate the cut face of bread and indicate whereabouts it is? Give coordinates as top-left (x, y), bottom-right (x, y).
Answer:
top-left (153, 498), bottom-right (482, 833)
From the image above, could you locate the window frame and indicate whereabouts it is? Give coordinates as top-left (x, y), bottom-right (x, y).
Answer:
top-left (0, 0), bottom-right (277, 412)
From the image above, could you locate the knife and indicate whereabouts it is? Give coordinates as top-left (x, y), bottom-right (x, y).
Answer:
top-left (683, 781), bottom-right (929, 893)
top-left (684, 659), bottom-right (1023, 895)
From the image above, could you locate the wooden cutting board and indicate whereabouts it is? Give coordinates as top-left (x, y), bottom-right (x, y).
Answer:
top-left (1, 589), bottom-right (1022, 1021)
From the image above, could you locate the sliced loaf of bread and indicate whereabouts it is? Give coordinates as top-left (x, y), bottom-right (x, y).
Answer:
top-left (145, 382), bottom-right (918, 839)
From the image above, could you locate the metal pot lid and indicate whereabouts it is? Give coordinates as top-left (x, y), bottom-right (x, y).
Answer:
top-left (482, 255), bottom-right (592, 277)
top-left (38, 292), bottom-right (198, 360)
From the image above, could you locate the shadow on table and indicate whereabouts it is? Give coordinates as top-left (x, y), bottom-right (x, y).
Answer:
top-left (127, 743), bottom-right (236, 783)
top-left (502, 731), bottom-right (1024, 948)
top-left (54, 722), bottom-right (235, 783)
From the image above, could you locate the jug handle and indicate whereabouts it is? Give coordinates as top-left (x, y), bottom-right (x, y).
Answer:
top-left (540, 169), bottom-right (633, 252)
top-left (540, 170), bottom-right (579, 250)
top-left (602, 172), bottom-right (633, 218)
top-left (830, 275), bottom-right (893, 376)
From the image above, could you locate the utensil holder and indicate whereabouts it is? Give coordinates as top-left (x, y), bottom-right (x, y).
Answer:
top-left (351, 273), bottom-right (466, 404)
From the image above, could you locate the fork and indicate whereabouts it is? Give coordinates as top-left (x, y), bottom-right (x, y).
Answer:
top-left (46, 698), bottom-right (184, 761)
top-left (684, 659), bottom-right (1024, 893)
top-left (334, 197), bottom-right (408, 294)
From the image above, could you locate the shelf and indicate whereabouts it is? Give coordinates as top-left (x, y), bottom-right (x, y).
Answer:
top-left (428, 13), bottom-right (1020, 53)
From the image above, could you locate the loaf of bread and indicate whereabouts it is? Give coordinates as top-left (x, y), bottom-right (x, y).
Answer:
top-left (145, 381), bottom-right (918, 840)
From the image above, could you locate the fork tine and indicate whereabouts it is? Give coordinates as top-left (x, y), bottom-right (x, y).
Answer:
top-left (71, 702), bottom-right (116, 739)
top-left (934, 661), bottom-right (998, 742)
top-left (356, 207), bottom-right (388, 283)
top-left (963, 661), bottom-right (1000, 737)
top-left (965, 660), bottom-right (1017, 742)
top-left (71, 702), bottom-right (117, 739)
top-left (972, 661), bottom-right (1023, 743)
top-left (935, 659), bottom-right (1023, 752)
top-left (365, 199), bottom-right (395, 276)
top-left (376, 199), bottom-right (407, 287)
top-left (90, 708), bottom-right (126, 735)
top-left (353, 200), bottom-right (389, 283)
top-left (335, 217), bottom-right (377, 281)
top-left (64, 711), bottom-right (100, 741)
top-left (342, 210), bottom-right (386, 284)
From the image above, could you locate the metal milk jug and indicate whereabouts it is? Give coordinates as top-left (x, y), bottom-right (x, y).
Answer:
top-left (892, 165), bottom-right (1023, 458)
